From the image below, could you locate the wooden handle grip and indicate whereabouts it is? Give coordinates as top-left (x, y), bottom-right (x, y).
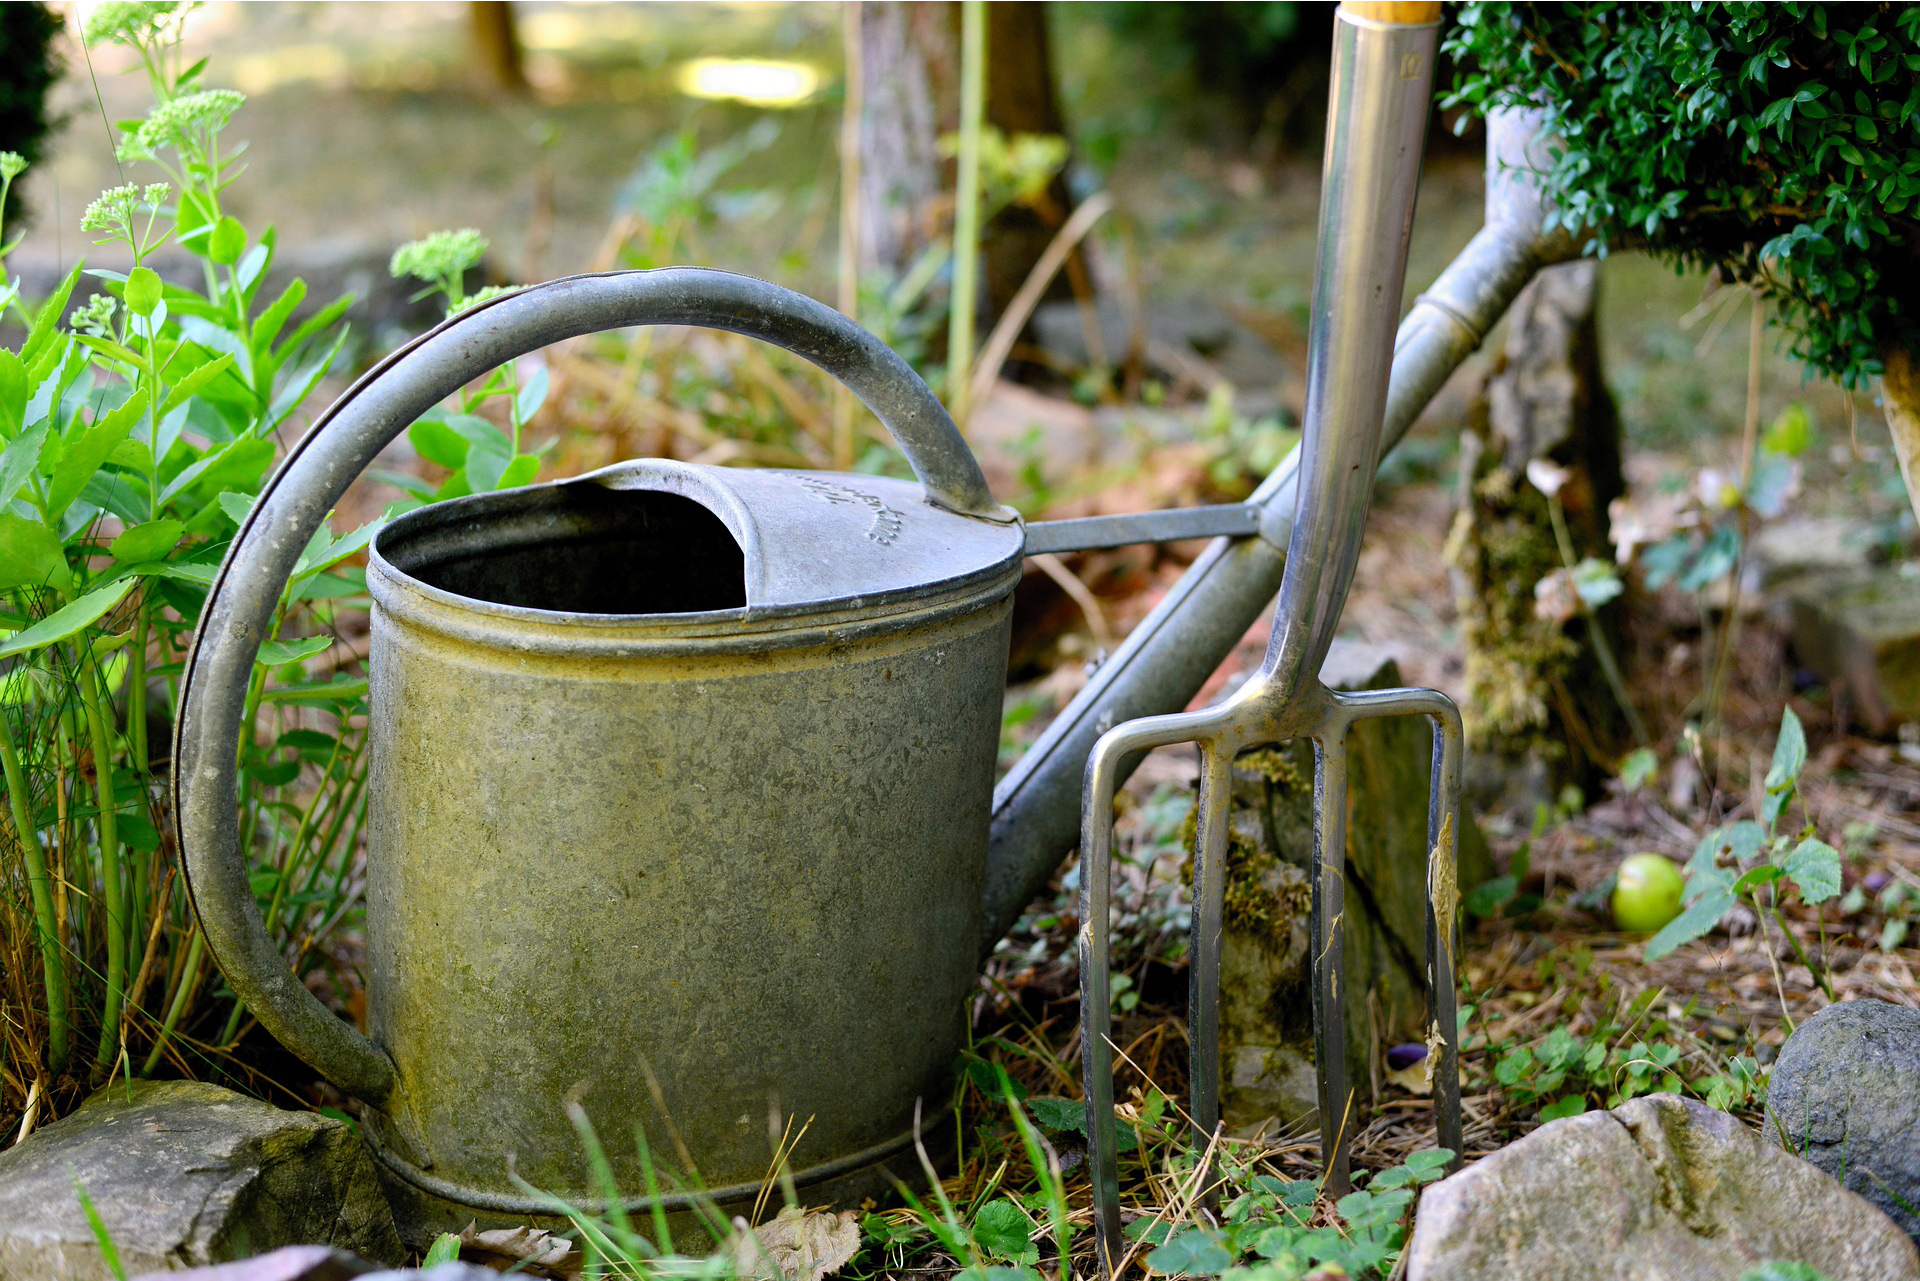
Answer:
top-left (1340, 1), bottom-right (1444, 22)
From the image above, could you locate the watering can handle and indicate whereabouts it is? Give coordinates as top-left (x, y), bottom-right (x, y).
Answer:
top-left (173, 268), bottom-right (1011, 1107)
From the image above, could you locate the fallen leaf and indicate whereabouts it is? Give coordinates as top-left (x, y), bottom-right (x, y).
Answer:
top-left (455, 1221), bottom-right (584, 1277)
top-left (730, 1206), bottom-right (862, 1281)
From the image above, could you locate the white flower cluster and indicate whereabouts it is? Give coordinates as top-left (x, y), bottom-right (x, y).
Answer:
top-left (79, 183), bottom-right (170, 236)
top-left (116, 89), bottom-right (244, 164)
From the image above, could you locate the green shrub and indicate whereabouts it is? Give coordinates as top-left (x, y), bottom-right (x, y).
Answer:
top-left (1443, 2), bottom-right (1920, 390)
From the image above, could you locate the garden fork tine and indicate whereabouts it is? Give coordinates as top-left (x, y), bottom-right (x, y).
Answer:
top-left (1080, 5), bottom-right (1446, 1272)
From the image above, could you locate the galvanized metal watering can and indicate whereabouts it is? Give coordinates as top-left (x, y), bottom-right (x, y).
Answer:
top-left (174, 0), bottom-right (1477, 1246)
top-left (176, 273), bottom-right (1046, 1234)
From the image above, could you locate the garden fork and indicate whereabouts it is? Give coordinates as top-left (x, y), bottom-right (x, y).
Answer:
top-left (1078, 4), bottom-right (1460, 1270)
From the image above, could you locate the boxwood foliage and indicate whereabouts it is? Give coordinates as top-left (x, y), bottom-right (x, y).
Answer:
top-left (1442, 3), bottom-right (1920, 389)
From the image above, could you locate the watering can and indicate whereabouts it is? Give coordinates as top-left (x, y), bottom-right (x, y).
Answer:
top-left (175, 0), bottom-right (1452, 1245)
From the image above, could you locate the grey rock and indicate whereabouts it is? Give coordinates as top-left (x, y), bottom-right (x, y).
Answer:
top-left (132, 1245), bottom-right (374, 1281)
top-left (1767, 999), bottom-right (1920, 1243)
top-left (1030, 296), bottom-right (1291, 406)
top-left (1405, 1093), bottom-right (1920, 1281)
top-left (0, 1079), bottom-right (402, 1280)
top-left (135, 1247), bottom-right (504, 1281)
top-left (1218, 641), bottom-right (1494, 1132)
top-left (1788, 565), bottom-right (1920, 734)
top-left (1752, 515), bottom-right (1883, 589)
top-left (133, 1246), bottom-right (501, 1281)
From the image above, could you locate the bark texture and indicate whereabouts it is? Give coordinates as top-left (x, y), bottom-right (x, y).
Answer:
top-left (1884, 344), bottom-right (1920, 530)
top-left (1445, 259), bottom-right (1626, 785)
top-left (849, 3), bottom-right (1071, 322)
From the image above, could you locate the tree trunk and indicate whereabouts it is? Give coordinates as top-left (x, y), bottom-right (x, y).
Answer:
top-left (848, 3), bottom-right (1071, 321)
top-left (1446, 259), bottom-right (1627, 790)
top-left (980, 2), bottom-right (1077, 319)
top-left (1883, 344), bottom-right (1920, 529)
top-left (468, 1), bottom-right (527, 96)
top-left (851, 1), bottom-right (956, 283)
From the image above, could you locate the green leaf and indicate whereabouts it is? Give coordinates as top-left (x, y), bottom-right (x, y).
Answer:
top-left (514, 363), bottom-right (550, 423)
top-left (1762, 402), bottom-right (1812, 457)
top-left (217, 490), bottom-right (255, 527)
top-left (1571, 557), bottom-right (1624, 608)
top-left (0, 419), bottom-right (50, 509)
top-left (208, 216), bottom-right (247, 266)
top-left (1644, 886), bottom-right (1735, 962)
top-left (970, 1199), bottom-right (1037, 1265)
top-left (157, 353), bottom-right (237, 421)
top-left (161, 436), bottom-right (273, 505)
top-left (496, 453), bottom-right (540, 490)
top-left (1738, 1263), bottom-right (1832, 1281)
top-left (1763, 707), bottom-right (1807, 825)
top-left (408, 417), bottom-right (470, 470)
top-left (1147, 1228), bottom-right (1233, 1277)
top-left (258, 673), bottom-right (367, 705)
top-left (1731, 864), bottom-right (1786, 893)
top-left (422, 1233), bottom-right (461, 1267)
top-left (1027, 1096), bottom-right (1084, 1134)
top-left (256, 635), bottom-right (332, 667)
top-left (23, 263), bottom-right (82, 366)
top-left (0, 580), bottom-right (135, 659)
top-left (125, 266), bottom-right (163, 317)
top-left (1781, 837), bottom-right (1842, 904)
top-left (110, 519), bottom-right (184, 564)
top-left (1619, 747), bottom-right (1658, 793)
top-left (0, 514), bottom-right (69, 592)
top-left (48, 389), bottom-right (149, 520)
top-left (0, 349), bottom-right (25, 436)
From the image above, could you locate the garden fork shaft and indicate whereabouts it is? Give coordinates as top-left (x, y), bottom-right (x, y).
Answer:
top-left (1079, 5), bottom-right (1452, 1272)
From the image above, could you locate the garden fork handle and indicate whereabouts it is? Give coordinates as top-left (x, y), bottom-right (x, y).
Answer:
top-left (1259, 0), bottom-right (1439, 697)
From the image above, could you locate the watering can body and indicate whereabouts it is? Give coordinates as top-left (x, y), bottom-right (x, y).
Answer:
top-left (175, 271), bottom-right (1029, 1240)
top-left (359, 462), bottom-right (1021, 1225)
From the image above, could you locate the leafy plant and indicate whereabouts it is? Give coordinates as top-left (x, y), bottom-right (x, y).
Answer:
top-left (381, 228), bottom-right (546, 502)
top-left (1464, 956), bottom-right (1767, 1121)
top-left (1130, 1148), bottom-right (1453, 1280)
top-left (1444, 3), bottom-right (1920, 391)
top-left (1644, 707), bottom-right (1842, 1004)
top-left (0, 3), bottom-right (540, 1138)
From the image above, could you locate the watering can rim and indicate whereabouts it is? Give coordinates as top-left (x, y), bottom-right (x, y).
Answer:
top-left (368, 456), bottom-right (1027, 636)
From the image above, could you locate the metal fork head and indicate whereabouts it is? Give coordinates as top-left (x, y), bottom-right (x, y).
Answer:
top-left (1077, 675), bottom-right (1463, 1276)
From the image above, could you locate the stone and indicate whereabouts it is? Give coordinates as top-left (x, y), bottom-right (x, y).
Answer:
top-left (136, 1246), bottom-right (500, 1281)
top-left (1766, 999), bottom-right (1920, 1244)
top-left (1751, 515), bottom-right (1882, 589)
top-left (132, 1246), bottom-right (375, 1281)
top-left (1404, 1093), bottom-right (1920, 1281)
top-left (1788, 566), bottom-right (1920, 734)
top-left (0, 1079), bottom-right (402, 1280)
top-left (964, 379), bottom-right (1103, 501)
top-left (1029, 296), bottom-right (1292, 405)
top-left (1217, 642), bottom-right (1494, 1134)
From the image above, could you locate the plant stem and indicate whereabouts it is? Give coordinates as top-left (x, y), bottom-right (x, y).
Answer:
top-left (833, 0), bottom-right (864, 470)
top-left (1772, 903), bottom-right (1834, 1003)
top-left (80, 653), bottom-right (124, 1075)
top-left (141, 926), bottom-right (202, 1076)
top-left (1545, 494), bottom-right (1650, 749)
top-left (946, 0), bottom-right (985, 424)
top-left (0, 707), bottom-right (69, 1073)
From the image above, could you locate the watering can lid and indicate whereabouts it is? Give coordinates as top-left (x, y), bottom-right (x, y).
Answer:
top-left (577, 459), bottom-right (1025, 612)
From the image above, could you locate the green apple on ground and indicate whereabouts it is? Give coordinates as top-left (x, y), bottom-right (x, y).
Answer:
top-left (1613, 852), bottom-right (1686, 933)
